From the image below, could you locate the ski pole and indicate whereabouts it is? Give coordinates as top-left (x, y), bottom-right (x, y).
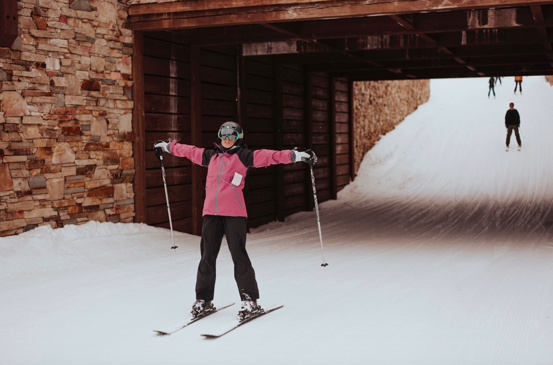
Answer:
top-left (309, 162), bottom-right (328, 267)
top-left (154, 145), bottom-right (178, 250)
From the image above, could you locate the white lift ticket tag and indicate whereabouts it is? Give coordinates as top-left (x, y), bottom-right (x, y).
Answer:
top-left (231, 172), bottom-right (243, 186)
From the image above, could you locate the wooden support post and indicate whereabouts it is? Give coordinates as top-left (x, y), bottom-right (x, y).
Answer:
top-left (274, 64), bottom-right (285, 222)
top-left (0, 0), bottom-right (18, 47)
top-left (330, 78), bottom-right (338, 200)
top-left (238, 46), bottom-right (252, 229)
top-left (190, 46), bottom-right (203, 235)
top-left (304, 67), bottom-right (314, 211)
top-left (132, 31), bottom-right (146, 224)
top-left (348, 79), bottom-right (356, 181)
top-left (238, 46), bottom-right (248, 132)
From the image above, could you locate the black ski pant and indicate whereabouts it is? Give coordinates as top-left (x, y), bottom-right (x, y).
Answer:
top-left (488, 86), bottom-right (495, 97)
top-left (506, 125), bottom-right (521, 147)
top-left (514, 81), bottom-right (522, 93)
top-left (195, 215), bottom-right (259, 302)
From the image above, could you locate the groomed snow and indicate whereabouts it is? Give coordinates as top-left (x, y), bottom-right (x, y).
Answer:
top-left (2, 77), bottom-right (553, 364)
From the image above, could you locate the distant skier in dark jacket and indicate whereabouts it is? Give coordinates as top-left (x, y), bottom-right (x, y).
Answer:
top-left (505, 102), bottom-right (521, 150)
top-left (488, 77), bottom-right (496, 98)
top-left (154, 122), bottom-right (316, 321)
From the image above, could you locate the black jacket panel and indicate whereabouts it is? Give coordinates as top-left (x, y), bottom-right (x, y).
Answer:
top-left (505, 109), bottom-right (520, 126)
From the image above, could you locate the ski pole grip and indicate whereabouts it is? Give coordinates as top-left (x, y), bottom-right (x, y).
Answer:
top-left (154, 146), bottom-right (164, 160)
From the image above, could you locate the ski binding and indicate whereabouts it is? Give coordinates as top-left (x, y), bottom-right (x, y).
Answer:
top-left (201, 305), bottom-right (284, 339)
top-left (154, 302), bottom-right (234, 336)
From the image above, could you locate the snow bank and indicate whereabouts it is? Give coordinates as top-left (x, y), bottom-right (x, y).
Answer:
top-left (0, 221), bottom-right (193, 278)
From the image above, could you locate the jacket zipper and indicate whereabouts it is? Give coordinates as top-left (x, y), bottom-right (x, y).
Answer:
top-left (214, 152), bottom-right (226, 215)
top-left (232, 186), bottom-right (242, 208)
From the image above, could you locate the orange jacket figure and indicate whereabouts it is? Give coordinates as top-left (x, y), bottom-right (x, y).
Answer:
top-left (515, 76), bottom-right (523, 81)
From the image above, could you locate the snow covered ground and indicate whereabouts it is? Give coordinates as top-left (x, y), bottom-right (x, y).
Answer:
top-left (2, 77), bottom-right (553, 364)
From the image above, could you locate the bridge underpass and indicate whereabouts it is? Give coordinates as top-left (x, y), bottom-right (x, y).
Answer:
top-left (130, 0), bottom-right (553, 80)
top-left (128, 0), bottom-right (553, 235)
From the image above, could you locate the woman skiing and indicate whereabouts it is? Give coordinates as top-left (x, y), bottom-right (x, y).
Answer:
top-left (154, 122), bottom-right (316, 321)
top-left (488, 77), bottom-right (496, 98)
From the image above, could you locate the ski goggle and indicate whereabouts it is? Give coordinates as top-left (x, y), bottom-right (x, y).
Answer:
top-left (218, 129), bottom-right (242, 141)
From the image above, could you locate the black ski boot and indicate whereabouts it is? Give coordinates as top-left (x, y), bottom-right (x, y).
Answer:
top-left (191, 300), bottom-right (215, 319)
top-left (237, 294), bottom-right (264, 322)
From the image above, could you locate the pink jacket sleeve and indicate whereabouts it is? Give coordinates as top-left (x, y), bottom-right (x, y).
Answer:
top-left (253, 149), bottom-right (293, 168)
top-left (169, 141), bottom-right (204, 166)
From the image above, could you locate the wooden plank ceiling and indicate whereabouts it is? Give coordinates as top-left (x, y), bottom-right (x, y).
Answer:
top-left (130, 0), bottom-right (553, 80)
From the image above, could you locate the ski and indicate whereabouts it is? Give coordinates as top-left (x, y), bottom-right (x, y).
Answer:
top-left (201, 305), bottom-right (284, 339)
top-left (154, 302), bottom-right (234, 336)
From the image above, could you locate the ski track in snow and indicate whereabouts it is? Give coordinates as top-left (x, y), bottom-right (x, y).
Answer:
top-left (2, 77), bottom-right (553, 364)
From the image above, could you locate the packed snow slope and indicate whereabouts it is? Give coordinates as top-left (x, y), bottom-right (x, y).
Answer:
top-left (2, 77), bottom-right (553, 365)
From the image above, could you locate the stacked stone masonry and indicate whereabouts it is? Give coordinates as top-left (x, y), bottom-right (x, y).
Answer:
top-left (353, 80), bottom-right (430, 175)
top-left (0, 0), bottom-right (135, 236)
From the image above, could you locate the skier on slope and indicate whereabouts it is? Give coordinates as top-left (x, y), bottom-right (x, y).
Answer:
top-left (505, 102), bottom-right (521, 150)
top-left (488, 77), bottom-right (496, 98)
top-left (514, 76), bottom-right (523, 94)
top-left (153, 122), bottom-right (317, 321)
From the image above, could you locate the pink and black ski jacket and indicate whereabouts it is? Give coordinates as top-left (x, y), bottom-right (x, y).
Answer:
top-left (170, 141), bottom-right (293, 217)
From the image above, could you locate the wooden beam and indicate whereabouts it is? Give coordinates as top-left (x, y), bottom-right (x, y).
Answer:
top-left (336, 44), bottom-right (545, 63)
top-left (341, 65), bottom-right (553, 80)
top-left (174, 8), bottom-right (553, 47)
top-left (248, 23), bottom-right (406, 75)
top-left (131, 0), bottom-right (349, 16)
top-left (390, 14), bottom-right (481, 75)
top-left (190, 46), bottom-right (203, 235)
top-left (530, 5), bottom-right (546, 23)
top-left (259, 23), bottom-right (303, 39)
top-left (132, 31), bottom-right (146, 224)
top-left (253, 22), bottom-right (409, 78)
top-left (530, 5), bottom-right (553, 66)
top-left (307, 54), bottom-right (552, 74)
top-left (0, 0), bottom-right (18, 47)
top-left (347, 29), bottom-right (553, 51)
top-left (130, 0), bottom-right (553, 30)
top-left (240, 29), bottom-right (553, 59)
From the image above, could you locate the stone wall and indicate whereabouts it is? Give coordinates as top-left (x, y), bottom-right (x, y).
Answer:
top-left (0, 0), bottom-right (135, 236)
top-left (546, 76), bottom-right (553, 86)
top-left (353, 80), bottom-right (430, 174)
